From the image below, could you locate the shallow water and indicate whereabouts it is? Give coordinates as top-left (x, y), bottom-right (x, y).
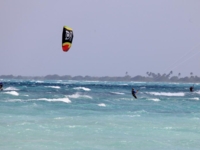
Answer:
top-left (0, 80), bottom-right (200, 150)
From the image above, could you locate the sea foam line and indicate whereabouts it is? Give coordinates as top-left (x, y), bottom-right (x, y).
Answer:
top-left (98, 103), bottom-right (106, 107)
top-left (67, 93), bottom-right (92, 99)
top-left (4, 91), bottom-right (19, 96)
top-left (148, 98), bottom-right (160, 102)
top-left (73, 87), bottom-right (91, 91)
top-left (110, 92), bottom-right (125, 95)
top-left (4, 87), bottom-right (19, 91)
top-left (189, 97), bottom-right (199, 100)
top-left (195, 91), bottom-right (200, 95)
top-left (45, 86), bottom-right (60, 89)
top-left (148, 92), bottom-right (185, 96)
top-left (37, 98), bottom-right (71, 103)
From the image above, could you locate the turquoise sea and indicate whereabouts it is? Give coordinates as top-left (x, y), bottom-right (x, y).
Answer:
top-left (0, 79), bottom-right (200, 150)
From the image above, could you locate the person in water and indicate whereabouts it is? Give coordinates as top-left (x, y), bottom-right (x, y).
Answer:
top-left (132, 88), bottom-right (138, 99)
top-left (190, 86), bottom-right (194, 92)
top-left (0, 82), bottom-right (3, 91)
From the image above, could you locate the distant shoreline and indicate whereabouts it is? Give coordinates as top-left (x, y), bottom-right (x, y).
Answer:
top-left (0, 74), bottom-right (200, 83)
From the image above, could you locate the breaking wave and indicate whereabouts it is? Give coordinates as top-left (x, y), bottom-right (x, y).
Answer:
top-left (37, 97), bottom-right (71, 103)
top-left (73, 87), bottom-right (91, 91)
top-left (148, 92), bottom-right (185, 96)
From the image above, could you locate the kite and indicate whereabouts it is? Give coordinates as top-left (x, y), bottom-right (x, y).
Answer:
top-left (62, 26), bottom-right (73, 52)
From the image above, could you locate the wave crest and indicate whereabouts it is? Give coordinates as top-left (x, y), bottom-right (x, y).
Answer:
top-left (73, 87), bottom-right (91, 91)
top-left (67, 93), bottom-right (92, 99)
top-left (149, 92), bottom-right (185, 96)
top-left (5, 91), bottom-right (19, 96)
top-left (38, 98), bottom-right (71, 103)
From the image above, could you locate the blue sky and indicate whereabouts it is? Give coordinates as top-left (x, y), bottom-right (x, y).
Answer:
top-left (1, 0), bottom-right (200, 77)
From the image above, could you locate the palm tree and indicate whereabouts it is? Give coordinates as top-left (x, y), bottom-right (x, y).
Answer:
top-left (178, 73), bottom-right (181, 78)
top-left (149, 72), bottom-right (152, 77)
top-left (167, 71), bottom-right (173, 78)
top-left (157, 73), bottom-right (161, 77)
top-left (190, 72), bottom-right (193, 77)
top-left (162, 73), bottom-right (166, 77)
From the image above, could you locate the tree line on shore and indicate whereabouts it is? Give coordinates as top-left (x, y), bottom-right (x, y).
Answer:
top-left (0, 71), bottom-right (199, 82)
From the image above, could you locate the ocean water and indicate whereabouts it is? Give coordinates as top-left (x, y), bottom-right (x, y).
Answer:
top-left (0, 79), bottom-right (200, 150)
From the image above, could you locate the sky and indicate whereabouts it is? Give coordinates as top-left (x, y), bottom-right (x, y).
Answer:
top-left (0, 0), bottom-right (200, 77)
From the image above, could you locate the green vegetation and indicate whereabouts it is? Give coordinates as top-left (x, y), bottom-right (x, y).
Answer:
top-left (0, 72), bottom-right (199, 83)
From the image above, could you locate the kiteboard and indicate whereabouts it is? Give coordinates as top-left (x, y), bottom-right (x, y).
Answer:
top-left (132, 93), bottom-right (137, 99)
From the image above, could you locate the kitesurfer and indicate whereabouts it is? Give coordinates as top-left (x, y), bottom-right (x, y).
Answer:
top-left (0, 82), bottom-right (3, 91)
top-left (189, 86), bottom-right (194, 92)
top-left (132, 88), bottom-right (138, 99)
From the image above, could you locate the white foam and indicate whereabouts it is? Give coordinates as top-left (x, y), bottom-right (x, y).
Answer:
top-left (45, 86), bottom-right (60, 89)
top-left (195, 91), bottom-right (200, 95)
top-left (98, 103), bottom-right (106, 107)
top-left (68, 93), bottom-right (80, 99)
top-left (35, 80), bottom-right (44, 83)
top-left (73, 87), bottom-right (91, 91)
top-left (149, 92), bottom-right (185, 96)
top-left (111, 92), bottom-right (125, 95)
top-left (4, 91), bottom-right (19, 96)
top-left (189, 97), bottom-right (199, 100)
top-left (4, 87), bottom-right (19, 91)
top-left (30, 80), bottom-right (44, 83)
top-left (148, 98), bottom-right (160, 102)
top-left (131, 81), bottom-right (146, 84)
top-left (164, 127), bottom-right (173, 130)
top-left (119, 84), bottom-right (128, 86)
top-left (38, 98), bottom-right (71, 103)
top-left (85, 81), bottom-right (99, 83)
top-left (68, 93), bottom-right (92, 99)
